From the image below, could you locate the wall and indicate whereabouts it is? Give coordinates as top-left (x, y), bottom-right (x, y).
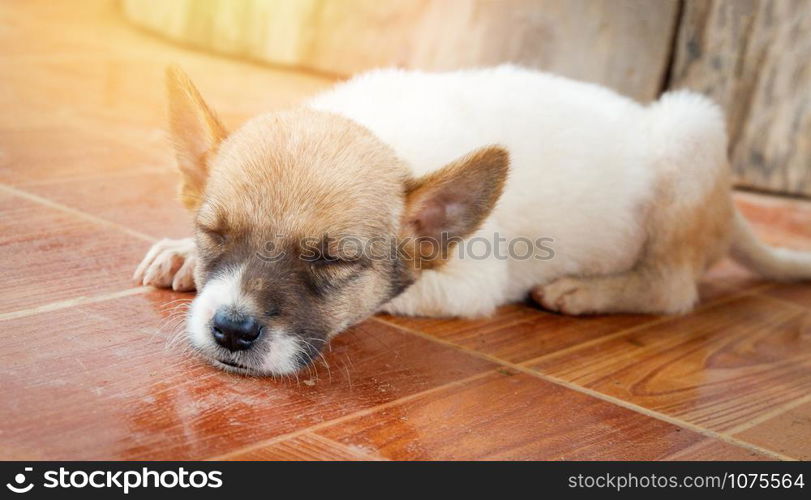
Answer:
top-left (122, 0), bottom-right (811, 197)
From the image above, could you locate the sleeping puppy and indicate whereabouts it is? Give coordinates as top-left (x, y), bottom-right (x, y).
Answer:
top-left (134, 65), bottom-right (811, 376)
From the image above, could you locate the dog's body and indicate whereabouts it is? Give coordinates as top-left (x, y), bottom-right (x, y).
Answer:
top-left (309, 66), bottom-right (658, 317)
top-left (135, 65), bottom-right (811, 375)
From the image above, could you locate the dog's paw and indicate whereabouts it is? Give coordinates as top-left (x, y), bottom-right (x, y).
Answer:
top-left (133, 238), bottom-right (197, 291)
top-left (531, 278), bottom-right (601, 316)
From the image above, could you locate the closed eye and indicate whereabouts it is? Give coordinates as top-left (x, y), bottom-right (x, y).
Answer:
top-left (308, 256), bottom-right (366, 290)
top-left (310, 255), bottom-right (363, 273)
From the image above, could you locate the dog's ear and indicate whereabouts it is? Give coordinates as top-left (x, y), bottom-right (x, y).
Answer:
top-left (402, 146), bottom-right (509, 269)
top-left (166, 66), bottom-right (227, 210)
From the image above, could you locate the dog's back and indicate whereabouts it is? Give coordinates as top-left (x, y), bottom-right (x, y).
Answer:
top-left (311, 66), bottom-right (811, 317)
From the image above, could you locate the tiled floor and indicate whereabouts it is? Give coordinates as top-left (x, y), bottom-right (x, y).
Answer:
top-left (1, 0), bottom-right (810, 461)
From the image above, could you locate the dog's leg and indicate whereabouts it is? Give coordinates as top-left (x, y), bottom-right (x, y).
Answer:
top-left (531, 266), bottom-right (698, 316)
top-left (529, 177), bottom-right (730, 317)
top-left (133, 238), bottom-right (197, 291)
top-left (533, 94), bottom-right (742, 317)
top-left (532, 170), bottom-right (736, 316)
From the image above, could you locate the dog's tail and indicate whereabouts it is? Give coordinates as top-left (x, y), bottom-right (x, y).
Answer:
top-left (730, 209), bottom-right (811, 281)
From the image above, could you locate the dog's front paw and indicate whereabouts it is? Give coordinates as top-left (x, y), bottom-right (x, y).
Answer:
top-left (133, 238), bottom-right (197, 291)
top-left (531, 278), bottom-right (600, 316)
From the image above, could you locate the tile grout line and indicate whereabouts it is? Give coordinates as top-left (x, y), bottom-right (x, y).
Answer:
top-left (288, 433), bottom-right (388, 461)
top-left (0, 287), bottom-right (150, 322)
top-left (208, 370), bottom-right (496, 460)
top-left (514, 283), bottom-right (778, 367)
top-left (520, 370), bottom-right (795, 461)
top-left (747, 289), bottom-right (811, 313)
top-left (724, 392), bottom-right (811, 436)
top-left (0, 183), bottom-right (157, 242)
top-left (222, 430), bottom-right (386, 461)
top-left (373, 316), bottom-right (795, 461)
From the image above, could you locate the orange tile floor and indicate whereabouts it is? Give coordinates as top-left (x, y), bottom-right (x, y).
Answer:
top-left (2, 0), bottom-right (810, 461)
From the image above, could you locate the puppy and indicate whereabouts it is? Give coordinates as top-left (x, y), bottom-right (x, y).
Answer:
top-left (134, 65), bottom-right (811, 376)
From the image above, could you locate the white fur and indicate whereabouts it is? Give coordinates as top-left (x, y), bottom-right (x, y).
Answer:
top-left (186, 264), bottom-right (249, 347)
top-left (184, 263), bottom-right (303, 374)
top-left (257, 332), bottom-right (301, 375)
top-left (133, 237), bottom-right (197, 291)
top-left (309, 65), bottom-right (725, 317)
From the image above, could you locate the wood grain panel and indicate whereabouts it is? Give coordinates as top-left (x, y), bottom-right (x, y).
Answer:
top-left (380, 305), bottom-right (655, 364)
top-left (226, 433), bottom-right (385, 460)
top-left (763, 284), bottom-right (811, 311)
top-left (530, 295), bottom-right (811, 432)
top-left (664, 439), bottom-right (771, 461)
top-left (379, 256), bottom-right (766, 367)
top-left (734, 399), bottom-right (811, 460)
top-left (317, 371), bottom-right (742, 460)
top-left (670, 0), bottom-right (811, 196)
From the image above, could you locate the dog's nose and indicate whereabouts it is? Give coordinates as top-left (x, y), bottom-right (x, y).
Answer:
top-left (211, 309), bottom-right (262, 351)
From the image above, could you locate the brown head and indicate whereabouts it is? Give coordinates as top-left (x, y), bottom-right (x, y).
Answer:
top-left (168, 67), bottom-right (508, 375)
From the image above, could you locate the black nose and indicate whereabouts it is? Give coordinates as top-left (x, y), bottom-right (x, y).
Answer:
top-left (211, 309), bottom-right (262, 351)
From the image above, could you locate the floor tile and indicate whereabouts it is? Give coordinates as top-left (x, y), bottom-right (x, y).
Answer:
top-left (316, 371), bottom-right (738, 460)
top-left (225, 434), bottom-right (383, 461)
top-left (529, 295), bottom-right (811, 432)
top-left (733, 400), bottom-right (811, 460)
top-left (379, 305), bottom-right (653, 364)
top-left (0, 190), bottom-right (153, 314)
top-left (380, 257), bottom-right (765, 367)
top-left (0, 293), bottom-right (495, 459)
top-left (0, 125), bottom-right (166, 185)
top-left (664, 439), bottom-right (771, 461)
top-left (761, 284), bottom-right (811, 311)
top-left (23, 169), bottom-right (193, 240)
